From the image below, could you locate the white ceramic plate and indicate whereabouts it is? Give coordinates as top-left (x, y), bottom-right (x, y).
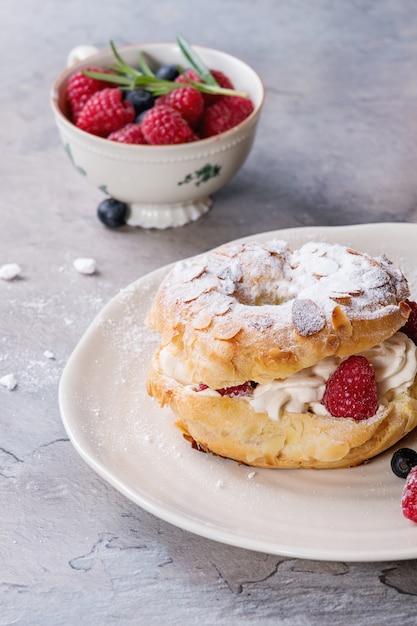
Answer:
top-left (59, 223), bottom-right (417, 562)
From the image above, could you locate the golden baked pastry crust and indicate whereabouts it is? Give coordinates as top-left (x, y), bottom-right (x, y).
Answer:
top-left (146, 240), bottom-right (410, 388)
top-left (146, 347), bottom-right (417, 469)
top-left (145, 239), bottom-right (416, 469)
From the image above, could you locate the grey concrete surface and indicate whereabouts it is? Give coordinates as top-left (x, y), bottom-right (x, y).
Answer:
top-left (2, 1), bottom-right (417, 624)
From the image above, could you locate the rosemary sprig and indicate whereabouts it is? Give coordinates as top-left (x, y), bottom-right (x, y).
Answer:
top-left (137, 51), bottom-right (156, 77)
top-left (175, 33), bottom-right (218, 86)
top-left (82, 36), bottom-right (248, 98)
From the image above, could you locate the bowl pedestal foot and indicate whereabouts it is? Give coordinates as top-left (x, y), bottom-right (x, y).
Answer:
top-left (126, 196), bottom-right (212, 229)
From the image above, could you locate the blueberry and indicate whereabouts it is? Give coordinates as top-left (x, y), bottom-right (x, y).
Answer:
top-left (155, 64), bottom-right (179, 81)
top-left (97, 198), bottom-right (128, 228)
top-left (391, 447), bottom-right (417, 479)
top-left (135, 109), bottom-right (149, 124)
top-left (123, 88), bottom-right (154, 115)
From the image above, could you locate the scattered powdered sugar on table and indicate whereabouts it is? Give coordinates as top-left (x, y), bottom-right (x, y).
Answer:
top-left (73, 258), bottom-right (97, 275)
top-left (0, 373), bottom-right (17, 390)
top-left (11, 354), bottom-right (63, 392)
top-left (0, 263), bottom-right (21, 280)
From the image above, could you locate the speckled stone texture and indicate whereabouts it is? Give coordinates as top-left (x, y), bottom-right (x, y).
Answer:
top-left (2, 0), bottom-right (417, 624)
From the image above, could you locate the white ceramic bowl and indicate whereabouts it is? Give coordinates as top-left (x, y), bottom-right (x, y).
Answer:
top-left (50, 42), bottom-right (265, 228)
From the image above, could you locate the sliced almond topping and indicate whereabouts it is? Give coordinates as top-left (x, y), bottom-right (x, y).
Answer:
top-left (216, 244), bottom-right (243, 259)
top-left (264, 433), bottom-right (286, 463)
top-left (182, 284), bottom-right (211, 303)
top-left (292, 299), bottom-right (325, 337)
top-left (212, 301), bottom-right (232, 316)
top-left (212, 319), bottom-right (242, 340)
top-left (267, 348), bottom-right (296, 364)
top-left (331, 305), bottom-right (353, 336)
top-left (400, 300), bottom-right (411, 319)
top-left (346, 248), bottom-right (360, 256)
top-left (175, 261), bottom-right (206, 283)
top-left (192, 309), bottom-right (213, 330)
top-left (329, 295), bottom-right (352, 305)
top-left (304, 431), bottom-right (350, 462)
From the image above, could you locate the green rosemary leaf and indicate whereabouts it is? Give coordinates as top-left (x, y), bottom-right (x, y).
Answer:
top-left (175, 33), bottom-right (218, 86)
top-left (109, 40), bottom-right (128, 68)
top-left (137, 51), bottom-right (155, 77)
top-left (82, 70), bottom-right (133, 86)
top-left (131, 75), bottom-right (179, 96)
top-left (109, 40), bottom-right (143, 77)
top-left (186, 79), bottom-right (248, 98)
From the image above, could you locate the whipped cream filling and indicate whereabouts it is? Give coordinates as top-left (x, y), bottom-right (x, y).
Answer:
top-left (159, 332), bottom-right (417, 420)
top-left (249, 332), bottom-right (417, 420)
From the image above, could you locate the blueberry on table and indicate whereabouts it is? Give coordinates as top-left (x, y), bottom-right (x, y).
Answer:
top-left (123, 88), bottom-right (155, 115)
top-left (97, 198), bottom-right (128, 228)
top-left (391, 448), bottom-right (417, 479)
top-left (155, 64), bottom-right (180, 81)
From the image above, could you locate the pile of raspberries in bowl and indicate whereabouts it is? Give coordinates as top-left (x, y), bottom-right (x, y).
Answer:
top-left (67, 38), bottom-right (258, 144)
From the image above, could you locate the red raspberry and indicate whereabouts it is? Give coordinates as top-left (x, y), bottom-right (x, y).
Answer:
top-left (67, 67), bottom-right (115, 122)
top-left (210, 70), bottom-right (235, 91)
top-left (322, 355), bottom-right (378, 420)
top-left (402, 465), bottom-right (417, 522)
top-left (401, 300), bottom-right (417, 345)
top-left (141, 105), bottom-right (196, 145)
top-left (216, 381), bottom-right (257, 398)
top-left (76, 88), bottom-right (135, 137)
top-left (108, 123), bottom-right (147, 144)
top-left (196, 381), bottom-right (257, 397)
top-left (200, 96), bottom-right (254, 138)
top-left (195, 383), bottom-right (209, 392)
top-left (204, 70), bottom-right (235, 104)
top-left (176, 69), bottom-right (235, 104)
top-left (156, 86), bottom-right (204, 127)
top-left (176, 68), bottom-right (234, 90)
top-left (175, 69), bottom-right (201, 85)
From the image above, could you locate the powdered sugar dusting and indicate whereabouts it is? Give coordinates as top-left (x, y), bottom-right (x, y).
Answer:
top-left (289, 242), bottom-right (408, 318)
top-left (163, 240), bottom-right (408, 327)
